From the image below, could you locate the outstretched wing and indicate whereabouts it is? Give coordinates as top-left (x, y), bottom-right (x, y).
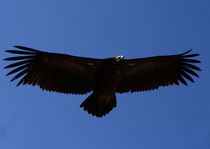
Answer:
top-left (4, 46), bottom-right (102, 94)
top-left (117, 50), bottom-right (201, 93)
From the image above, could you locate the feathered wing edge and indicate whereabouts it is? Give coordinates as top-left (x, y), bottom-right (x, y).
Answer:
top-left (4, 46), bottom-right (42, 86)
top-left (176, 49), bottom-right (201, 85)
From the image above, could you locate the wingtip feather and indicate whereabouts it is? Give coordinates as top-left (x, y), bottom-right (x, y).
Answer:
top-left (181, 49), bottom-right (192, 55)
top-left (13, 46), bottom-right (40, 52)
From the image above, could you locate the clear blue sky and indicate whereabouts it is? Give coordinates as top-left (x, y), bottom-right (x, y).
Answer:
top-left (0, 0), bottom-right (209, 149)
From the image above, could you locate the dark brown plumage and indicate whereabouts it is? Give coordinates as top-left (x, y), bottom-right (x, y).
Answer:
top-left (4, 46), bottom-right (201, 117)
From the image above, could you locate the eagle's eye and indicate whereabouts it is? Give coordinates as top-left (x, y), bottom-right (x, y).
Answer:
top-left (115, 55), bottom-right (124, 61)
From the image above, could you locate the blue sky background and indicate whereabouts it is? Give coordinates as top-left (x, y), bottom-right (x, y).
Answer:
top-left (0, 0), bottom-right (210, 148)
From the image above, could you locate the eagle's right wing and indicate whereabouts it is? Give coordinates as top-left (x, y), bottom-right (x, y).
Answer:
top-left (4, 46), bottom-right (103, 94)
top-left (117, 50), bottom-right (201, 93)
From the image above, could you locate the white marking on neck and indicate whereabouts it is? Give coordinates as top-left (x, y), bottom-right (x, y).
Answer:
top-left (115, 55), bottom-right (124, 61)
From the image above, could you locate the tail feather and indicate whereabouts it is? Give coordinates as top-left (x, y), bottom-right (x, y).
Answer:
top-left (80, 93), bottom-right (117, 117)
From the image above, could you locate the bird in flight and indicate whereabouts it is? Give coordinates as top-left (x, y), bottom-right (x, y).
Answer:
top-left (4, 46), bottom-right (201, 117)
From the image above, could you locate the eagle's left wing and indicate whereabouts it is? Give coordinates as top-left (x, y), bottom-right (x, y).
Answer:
top-left (4, 46), bottom-right (103, 94)
top-left (117, 50), bottom-right (201, 93)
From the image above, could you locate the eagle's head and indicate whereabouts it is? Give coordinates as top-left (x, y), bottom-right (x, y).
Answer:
top-left (115, 55), bottom-right (124, 62)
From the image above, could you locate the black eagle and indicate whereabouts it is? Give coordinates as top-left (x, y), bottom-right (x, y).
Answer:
top-left (4, 46), bottom-right (201, 117)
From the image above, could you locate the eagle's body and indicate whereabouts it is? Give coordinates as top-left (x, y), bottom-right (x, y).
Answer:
top-left (81, 57), bottom-right (125, 116)
top-left (95, 57), bottom-right (124, 92)
top-left (4, 46), bottom-right (201, 117)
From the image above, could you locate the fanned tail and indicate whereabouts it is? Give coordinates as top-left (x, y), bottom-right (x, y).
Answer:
top-left (80, 93), bottom-right (117, 117)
